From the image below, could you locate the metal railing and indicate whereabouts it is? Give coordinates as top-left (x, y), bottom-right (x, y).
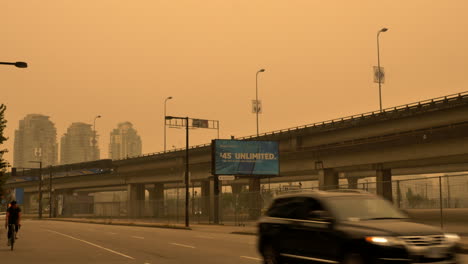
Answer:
top-left (116, 91), bottom-right (468, 161)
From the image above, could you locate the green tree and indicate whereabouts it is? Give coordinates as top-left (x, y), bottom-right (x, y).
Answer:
top-left (0, 104), bottom-right (9, 204)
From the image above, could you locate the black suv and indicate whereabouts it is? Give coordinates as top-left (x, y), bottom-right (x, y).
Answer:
top-left (258, 190), bottom-right (460, 264)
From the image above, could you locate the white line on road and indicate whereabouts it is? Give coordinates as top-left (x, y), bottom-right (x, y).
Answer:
top-left (240, 256), bottom-right (262, 261)
top-left (195, 235), bottom-right (214, 239)
top-left (132, 236), bottom-right (145, 239)
top-left (108, 232), bottom-right (117, 235)
top-left (46, 229), bottom-right (135, 260)
top-left (170, 242), bottom-right (196, 249)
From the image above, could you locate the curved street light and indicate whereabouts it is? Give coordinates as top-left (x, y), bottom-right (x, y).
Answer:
top-left (256, 69), bottom-right (265, 136)
top-left (377, 27), bottom-right (388, 111)
top-left (164, 96), bottom-right (173, 152)
top-left (93, 115), bottom-right (102, 160)
top-left (0, 61), bottom-right (28, 68)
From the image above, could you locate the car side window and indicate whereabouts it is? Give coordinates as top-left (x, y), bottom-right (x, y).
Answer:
top-left (298, 198), bottom-right (328, 220)
top-left (267, 198), bottom-right (305, 219)
top-left (266, 198), bottom-right (293, 218)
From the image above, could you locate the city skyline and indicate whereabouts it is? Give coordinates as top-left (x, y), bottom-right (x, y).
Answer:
top-left (11, 114), bottom-right (146, 165)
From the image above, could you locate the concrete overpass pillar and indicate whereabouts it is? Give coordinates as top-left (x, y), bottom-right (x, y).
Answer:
top-left (346, 176), bottom-right (359, 189)
top-left (148, 183), bottom-right (164, 217)
top-left (209, 177), bottom-right (221, 224)
top-left (248, 178), bottom-right (261, 220)
top-left (127, 184), bottom-right (145, 218)
top-left (201, 181), bottom-right (210, 218)
top-left (61, 189), bottom-right (74, 217)
top-left (231, 183), bottom-right (244, 194)
top-left (23, 192), bottom-right (32, 214)
top-left (376, 168), bottom-right (393, 201)
top-left (319, 169), bottom-right (339, 190)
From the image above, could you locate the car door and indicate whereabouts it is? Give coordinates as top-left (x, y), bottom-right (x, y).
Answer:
top-left (290, 198), bottom-right (340, 263)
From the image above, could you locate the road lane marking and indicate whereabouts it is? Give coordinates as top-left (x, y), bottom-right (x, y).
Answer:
top-left (195, 235), bottom-right (214, 239)
top-left (132, 236), bottom-right (145, 239)
top-left (170, 242), bottom-right (196, 249)
top-left (108, 232), bottom-right (117, 235)
top-left (46, 230), bottom-right (135, 260)
top-left (240, 256), bottom-right (262, 261)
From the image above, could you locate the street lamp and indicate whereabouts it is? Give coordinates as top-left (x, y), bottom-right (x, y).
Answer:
top-left (93, 115), bottom-right (101, 160)
top-left (0, 61), bottom-right (28, 68)
top-left (28, 161), bottom-right (42, 219)
top-left (377, 27), bottom-right (388, 111)
top-left (255, 69), bottom-right (265, 136)
top-left (164, 96), bottom-right (173, 152)
top-left (165, 115), bottom-right (189, 227)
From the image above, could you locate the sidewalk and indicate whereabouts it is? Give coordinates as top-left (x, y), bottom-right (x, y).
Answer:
top-left (29, 217), bottom-right (468, 253)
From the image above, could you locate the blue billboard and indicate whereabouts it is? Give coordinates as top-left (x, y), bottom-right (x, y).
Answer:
top-left (212, 140), bottom-right (279, 176)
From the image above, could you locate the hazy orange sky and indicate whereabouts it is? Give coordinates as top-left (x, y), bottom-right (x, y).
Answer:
top-left (2, 1), bottom-right (468, 164)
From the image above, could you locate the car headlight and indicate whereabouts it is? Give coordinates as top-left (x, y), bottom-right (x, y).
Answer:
top-left (365, 236), bottom-right (404, 246)
top-left (444, 233), bottom-right (460, 243)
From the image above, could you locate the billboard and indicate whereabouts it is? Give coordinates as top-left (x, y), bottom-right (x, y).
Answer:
top-left (212, 139), bottom-right (279, 176)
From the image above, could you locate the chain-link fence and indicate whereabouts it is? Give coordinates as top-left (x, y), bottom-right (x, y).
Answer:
top-left (24, 173), bottom-right (468, 226)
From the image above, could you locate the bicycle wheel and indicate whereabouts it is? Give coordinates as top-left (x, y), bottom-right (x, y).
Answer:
top-left (10, 226), bottom-right (15, 251)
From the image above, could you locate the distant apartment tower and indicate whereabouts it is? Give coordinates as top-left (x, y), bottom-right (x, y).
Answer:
top-left (13, 114), bottom-right (58, 168)
top-left (109, 122), bottom-right (142, 159)
top-left (60, 122), bottom-right (100, 164)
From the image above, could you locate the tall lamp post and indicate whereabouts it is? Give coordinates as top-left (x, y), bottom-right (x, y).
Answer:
top-left (28, 161), bottom-right (42, 219)
top-left (164, 96), bottom-right (173, 152)
top-left (165, 116), bottom-right (189, 227)
top-left (377, 27), bottom-right (388, 111)
top-left (255, 69), bottom-right (265, 136)
top-left (0, 61), bottom-right (28, 68)
top-left (93, 115), bottom-right (101, 160)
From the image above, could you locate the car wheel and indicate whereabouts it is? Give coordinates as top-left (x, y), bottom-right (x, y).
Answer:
top-left (342, 251), bottom-right (364, 264)
top-left (262, 244), bottom-right (282, 264)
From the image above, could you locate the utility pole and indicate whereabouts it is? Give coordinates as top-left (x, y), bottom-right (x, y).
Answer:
top-left (38, 162), bottom-right (43, 219)
top-left (29, 160), bottom-right (43, 219)
top-left (49, 166), bottom-right (53, 218)
top-left (185, 117), bottom-right (189, 227)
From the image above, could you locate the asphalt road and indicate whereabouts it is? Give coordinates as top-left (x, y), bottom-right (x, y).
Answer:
top-left (0, 220), bottom-right (467, 264)
top-left (0, 220), bottom-right (261, 264)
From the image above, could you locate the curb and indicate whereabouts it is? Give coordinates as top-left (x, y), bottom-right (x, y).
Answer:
top-left (38, 218), bottom-right (192, 230)
top-left (230, 231), bottom-right (257, 236)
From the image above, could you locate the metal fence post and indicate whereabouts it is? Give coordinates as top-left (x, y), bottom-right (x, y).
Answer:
top-left (396, 180), bottom-right (401, 208)
top-left (439, 176), bottom-right (444, 229)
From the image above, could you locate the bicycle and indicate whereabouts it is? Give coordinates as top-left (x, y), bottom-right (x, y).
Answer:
top-left (8, 224), bottom-right (16, 251)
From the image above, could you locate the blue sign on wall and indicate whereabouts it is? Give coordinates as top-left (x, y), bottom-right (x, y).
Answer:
top-left (14, 188), bottom-right (24, 205)
top-left (212, 140), bottom-right (279, 176)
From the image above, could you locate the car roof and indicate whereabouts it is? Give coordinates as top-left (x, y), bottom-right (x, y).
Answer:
top-left (272, 190), bottom-right (377, 200)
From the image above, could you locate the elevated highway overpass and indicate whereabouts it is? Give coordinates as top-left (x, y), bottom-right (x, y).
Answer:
top-left (6, 91), bottom-right (468, 220)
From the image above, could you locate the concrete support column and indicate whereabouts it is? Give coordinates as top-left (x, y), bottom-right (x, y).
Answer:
top-left (346, 177), bottom-right (359, 189)
top-left (127, 184), bottom-right (145, 218)
top-left (376, 168), bottom-right (393, 201)
top-left (209, 177), bottom-right (221, 224)
top-left (231, 183), bottom-right (244, 194)
top-left (61, 189), bottom-right (74, 217)
top-left (148, 183), bottom-right (164, 217)
top-left (248, 178), bottom-right (261, 220)
top-left (23, 192), bottom-right (32, 214)
top-left (318, 169), bottom-right (339, 190)
top-left (200, 181), bottom-right (210, 218)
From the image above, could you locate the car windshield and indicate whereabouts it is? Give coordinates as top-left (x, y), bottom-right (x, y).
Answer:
top-left (324, 196), bottom-right (408, 221)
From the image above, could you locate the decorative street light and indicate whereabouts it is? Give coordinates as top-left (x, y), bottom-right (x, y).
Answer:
top-left (377, 28), bottom-right (388, 111)
top-left (164, 96), bottom-right (173, 152)
top-left (93, 115), bottom-right (102, 160)
top-left (255, 69), bottom-right (265, 136)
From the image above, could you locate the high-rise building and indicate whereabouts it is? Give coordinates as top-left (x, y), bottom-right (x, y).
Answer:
top-left (13, 114), bottom-right (58, 168)
top-left (60, 122), bottom-right (100, 164)
top-left (109, 122), bottom-right (142, 159)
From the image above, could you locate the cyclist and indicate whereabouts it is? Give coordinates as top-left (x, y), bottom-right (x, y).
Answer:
top-left (4, 200), bottom-right (21, 246)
